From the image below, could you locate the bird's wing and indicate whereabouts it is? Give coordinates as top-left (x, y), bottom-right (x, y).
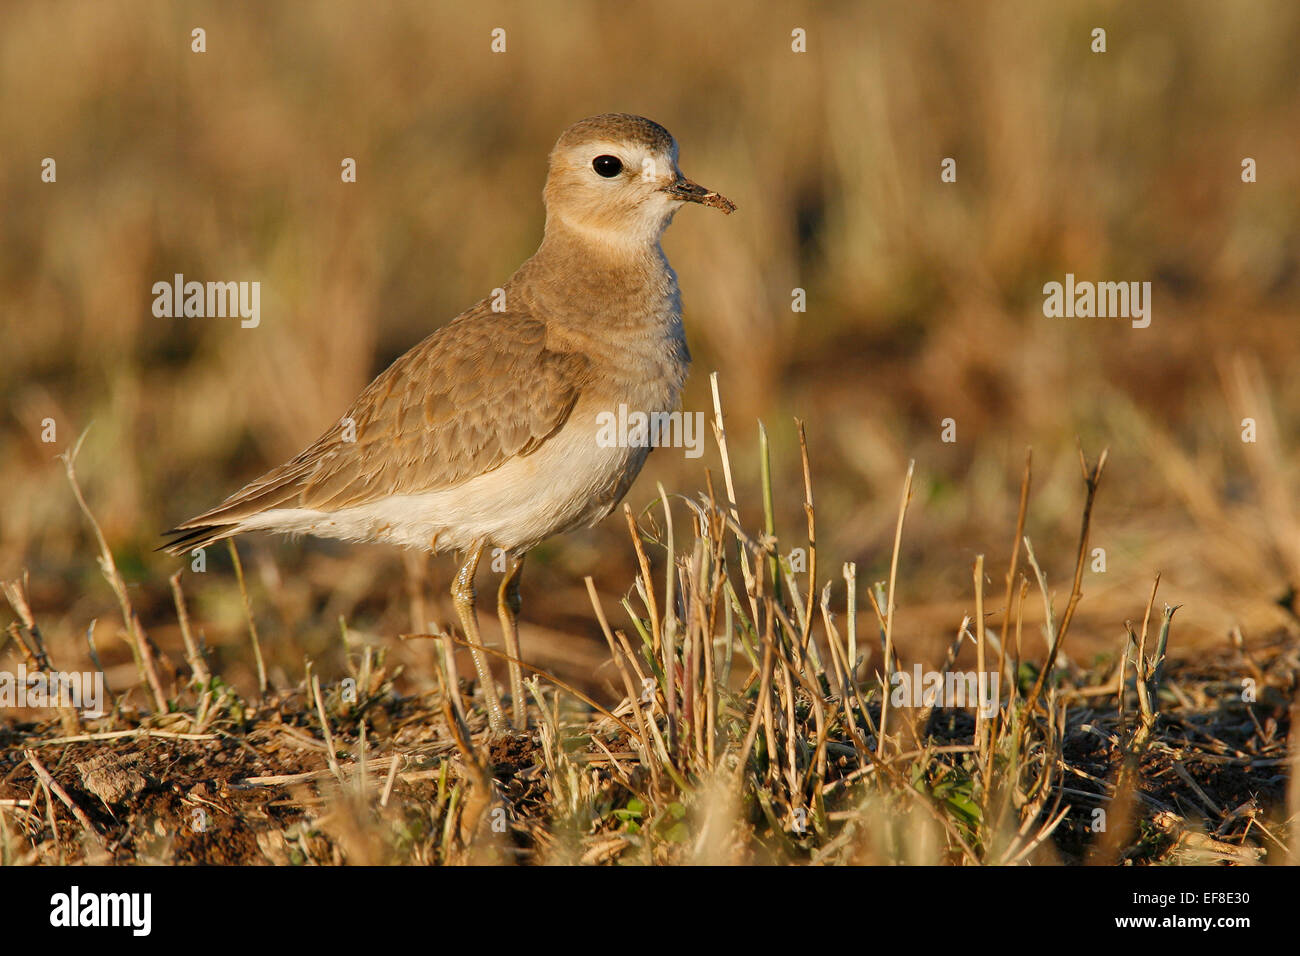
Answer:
top-left (167, 309), bottom-right (590, 536)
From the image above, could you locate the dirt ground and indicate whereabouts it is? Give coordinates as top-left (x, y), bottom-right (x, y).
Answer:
top-left (2, 631), bottom-right (1292, 866)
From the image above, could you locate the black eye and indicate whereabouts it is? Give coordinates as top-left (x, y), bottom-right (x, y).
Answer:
top-left (592, 155), bottom-right (623, 177)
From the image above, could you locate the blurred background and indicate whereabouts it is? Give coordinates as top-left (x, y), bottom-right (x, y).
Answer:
top-left (2, 0), bottom-right (1298, 702)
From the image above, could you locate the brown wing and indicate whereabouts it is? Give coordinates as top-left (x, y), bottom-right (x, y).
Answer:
top-left (164, 308), bottom-right (589, 545)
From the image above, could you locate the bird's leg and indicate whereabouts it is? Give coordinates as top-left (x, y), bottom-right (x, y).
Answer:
top-left (451, 544), bottom-right (506, 734)
top-left (496, 552), bottom-right (527, 731)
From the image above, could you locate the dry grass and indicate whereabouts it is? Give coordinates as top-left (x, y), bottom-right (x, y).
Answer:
top-left (1, 384), bottom-right (1294, 864)
top-left (1, 1), bottom-right (1298, 864)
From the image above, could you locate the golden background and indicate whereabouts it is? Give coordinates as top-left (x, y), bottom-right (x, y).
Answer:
top-left (2, 0), bottom-right (1298, 699)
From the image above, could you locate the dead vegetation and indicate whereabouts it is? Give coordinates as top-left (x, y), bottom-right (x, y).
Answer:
top-left (2, 3), bottom-right (1299, 867)
top-left (2, 385), bottom-right (1295, 865)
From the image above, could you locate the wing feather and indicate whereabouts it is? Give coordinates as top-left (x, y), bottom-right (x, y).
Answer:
top-left (161, 308), bottom-right (589, 551)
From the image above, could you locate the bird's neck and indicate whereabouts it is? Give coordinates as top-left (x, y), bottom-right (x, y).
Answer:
top-left (515, 219), bottom-right (680, 332)
top-left (538, 214), bottom-right (669, 267)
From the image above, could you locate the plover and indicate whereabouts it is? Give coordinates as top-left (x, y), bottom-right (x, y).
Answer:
top-left (163, 113), bottom-right (734, 733)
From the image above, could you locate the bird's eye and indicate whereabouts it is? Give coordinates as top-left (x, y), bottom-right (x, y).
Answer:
top-left (592, 155), bottom-right (623, 178)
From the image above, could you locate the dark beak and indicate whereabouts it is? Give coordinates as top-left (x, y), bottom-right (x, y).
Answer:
top-left (663, 176), bottom-right (736, 214)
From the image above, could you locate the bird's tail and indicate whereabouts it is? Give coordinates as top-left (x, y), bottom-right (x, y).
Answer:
top-left (157, 523), bottom-right (242, 556)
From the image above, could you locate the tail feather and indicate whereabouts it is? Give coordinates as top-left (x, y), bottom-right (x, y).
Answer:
top-left (159, 455), bottom-right (318, 556)
top-left (157, 523), bottom-right (241, 556)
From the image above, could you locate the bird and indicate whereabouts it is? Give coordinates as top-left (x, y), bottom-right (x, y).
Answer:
top-left (162, 113), bottom-right (734, 734)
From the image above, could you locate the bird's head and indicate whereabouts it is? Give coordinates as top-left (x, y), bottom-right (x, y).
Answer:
top-left (543, 113), bottom-right (734, 247)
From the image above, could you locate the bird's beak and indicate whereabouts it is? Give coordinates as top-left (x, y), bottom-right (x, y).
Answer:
top-left (663, 176), bottom-right (736, 214)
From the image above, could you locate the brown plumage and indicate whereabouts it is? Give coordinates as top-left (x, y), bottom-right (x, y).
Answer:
top-left (164, 315), bottom-right (590, 552)
top-left (162, 114), bottom-right (734, 733)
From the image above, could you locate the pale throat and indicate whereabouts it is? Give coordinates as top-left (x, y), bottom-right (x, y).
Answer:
top-left (539, 213), bottom-right (675, 275)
